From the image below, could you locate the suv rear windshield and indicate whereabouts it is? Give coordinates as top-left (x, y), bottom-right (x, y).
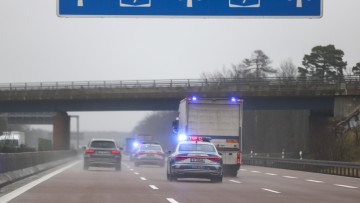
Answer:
top-left (179, 144), bottom-right (215, 152)
top-left (90, 141), bottom-right (116, 148)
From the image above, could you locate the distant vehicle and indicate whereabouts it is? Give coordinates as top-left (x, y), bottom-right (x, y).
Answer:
top-left (0, 131), bottom-right (26, 148)
top-left (83, 139), bottom-right (122, 171)
top-left (167, 137), bottom-right (223, 183)
top-left (174, 97), bottom-right (243, 177)
top-left (133, 143), bottom-right (166, 167)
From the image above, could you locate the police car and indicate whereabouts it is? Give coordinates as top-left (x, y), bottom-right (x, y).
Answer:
top-left (167, 136), bottom-right (223, 183)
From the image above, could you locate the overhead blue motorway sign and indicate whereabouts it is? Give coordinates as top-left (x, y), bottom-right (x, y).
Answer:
top-left (57, 0), bottom-right (322, 18)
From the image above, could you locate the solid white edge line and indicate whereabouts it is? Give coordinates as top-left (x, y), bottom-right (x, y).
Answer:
top-left (306, 179), bottom-right (324, 183)
top-left (283, 176), bottom-right (297, 179)
top-left (334, 184), bottom-right (358, 189)
top-left (0, 160), bottom-right (80, 203)
top-left (265, 173), bottom-right (277, 176)
top-left (262, 188), bottom-right (281, 194)
top-left (166, 198), bottom-right (179, 203)
top-left (229, 180), bottom-right (241, 184)
top-left (140, 177), bottom-right (147, 180)
top-left (149, 185), bottom-right (159, 190)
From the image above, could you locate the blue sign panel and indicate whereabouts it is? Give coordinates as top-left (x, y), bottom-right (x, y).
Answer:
top-left (58, 0), bottom-right (322, 18)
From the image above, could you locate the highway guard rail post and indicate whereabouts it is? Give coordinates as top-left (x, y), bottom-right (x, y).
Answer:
top-left (0, 150), bottom-right (77, 174)
top-left (242, 155), bottom-right (360, 178)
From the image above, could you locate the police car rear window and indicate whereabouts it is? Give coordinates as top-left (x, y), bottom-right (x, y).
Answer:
top-left (140, 145), bottom-right (162, 151)
top-left (179, 144), bottom-right (215, 152)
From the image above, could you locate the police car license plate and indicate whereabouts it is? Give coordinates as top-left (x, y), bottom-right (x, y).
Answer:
top-left (190, 158), bottom-right (204, 163)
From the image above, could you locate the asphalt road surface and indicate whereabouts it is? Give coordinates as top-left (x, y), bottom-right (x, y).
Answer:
top-left (1, 156), bottom-right (359, 203)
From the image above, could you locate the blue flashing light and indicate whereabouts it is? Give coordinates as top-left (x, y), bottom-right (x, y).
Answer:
top-left (192, 96), bottom-right (197, 101)
top-left (231, 97), bottom-right (236, 102)
top-left (178, 134), bottom-right (187, 141)
top-left (133, 141), bottom-right (139, 148)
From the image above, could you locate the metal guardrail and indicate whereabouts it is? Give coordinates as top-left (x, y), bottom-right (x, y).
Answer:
top-left (242, 156), bottom-right (360, 178)
top-left (0, 76), bottom-right (359, 91)
top-left (0, 150), bottom-right (77, 174)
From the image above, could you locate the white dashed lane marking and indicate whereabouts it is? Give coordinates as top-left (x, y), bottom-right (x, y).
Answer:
top-left (283, 176), bottom-right (297, 179)
top-left (149, 185), bottom-right (159, 190)
top-left (251, 171), bottom-right (261, 173)
top-left (334, 184), bottom-right (358, 189)
top-left (262, 188), bottom-right (281, 194)
top-left (265, 173), bottom-right (277, 176)
top-left (229, 180), bottom-right (241, 184)
top-left (166, 198), bottom-right (179, 203)
top-left (140, 177), bottom-right (147, 181)
top-left (134, 172), bottom-right (139, 175)
top-left (306, 179), bottom-right (324, 183)
top-left (240, 169), bottom-right (247, 171)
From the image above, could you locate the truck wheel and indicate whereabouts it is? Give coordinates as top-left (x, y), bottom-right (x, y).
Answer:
top-left (229, 169), bottom-right (238, 177)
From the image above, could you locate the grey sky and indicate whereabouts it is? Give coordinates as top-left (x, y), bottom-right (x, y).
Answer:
top-left (1, 0), bottom-right (360, 132)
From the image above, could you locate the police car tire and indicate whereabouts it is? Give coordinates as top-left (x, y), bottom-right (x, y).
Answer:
top-left (211, 176), bottom-right (222, 183)
top-left (167, 173), bottom-right (176, 181)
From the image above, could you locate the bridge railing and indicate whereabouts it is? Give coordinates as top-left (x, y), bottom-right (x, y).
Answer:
top-left (242, 155), bottom-right (360, 178)
top-left (0, 76), bottom-right (359, 91)
top-left (0, 150), bottom-right (77, 174)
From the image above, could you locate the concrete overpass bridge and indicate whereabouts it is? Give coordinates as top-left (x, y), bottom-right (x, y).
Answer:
top-left (1, 77), bottom-right (360, 149)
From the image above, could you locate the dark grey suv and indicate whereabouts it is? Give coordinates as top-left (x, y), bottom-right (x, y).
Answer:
top-left (83, 139), bottom-right (122, 171)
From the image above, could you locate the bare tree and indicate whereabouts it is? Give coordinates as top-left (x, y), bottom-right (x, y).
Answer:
top-left (277, 59), bottom-right (298, 78)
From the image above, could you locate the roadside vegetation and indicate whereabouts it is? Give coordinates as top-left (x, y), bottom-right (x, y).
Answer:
top-left (132, 44), bottom-right (360, 162)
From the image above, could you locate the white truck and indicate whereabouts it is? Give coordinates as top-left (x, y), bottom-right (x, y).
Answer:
top-left (0, 131), bottom-right (26, 148)
top-left (175, 97), bottom-right (243, 177)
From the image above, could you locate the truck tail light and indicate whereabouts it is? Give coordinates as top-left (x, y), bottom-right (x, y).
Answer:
top-left (237, 152), bottom-right (241, 164)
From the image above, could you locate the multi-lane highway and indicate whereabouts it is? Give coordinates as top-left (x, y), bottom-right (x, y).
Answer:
top-left (1, 156), bottom-right (359, 203)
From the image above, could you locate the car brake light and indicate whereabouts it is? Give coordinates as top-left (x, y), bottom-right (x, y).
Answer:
top-left (208, 157), bottom-right (222, 161)
top-left (112, 150), bottom-right (120, 154)
top-left (86, 149), bottom-right (95, 153)
top-left (237, 152), bottom-right (241, 164)
top-left (175, 156), bottom-right (188, 161)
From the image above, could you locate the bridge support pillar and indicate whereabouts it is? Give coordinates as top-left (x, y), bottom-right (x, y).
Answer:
top-left (334, 96), bottom-right (360, 119)
top-left (53, 112), bottom-right (70, 150)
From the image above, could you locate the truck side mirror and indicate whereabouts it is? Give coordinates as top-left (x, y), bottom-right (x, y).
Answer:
top-left (172, 120), bottom-right (179, 133)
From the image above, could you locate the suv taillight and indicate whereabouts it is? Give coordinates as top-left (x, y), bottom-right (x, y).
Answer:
top-left (112, 150), bottom-right (120, 154)
top-left (86, 149), bottom-right (95, 153)
top-left (237, 152), bottom-right (241, 164)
